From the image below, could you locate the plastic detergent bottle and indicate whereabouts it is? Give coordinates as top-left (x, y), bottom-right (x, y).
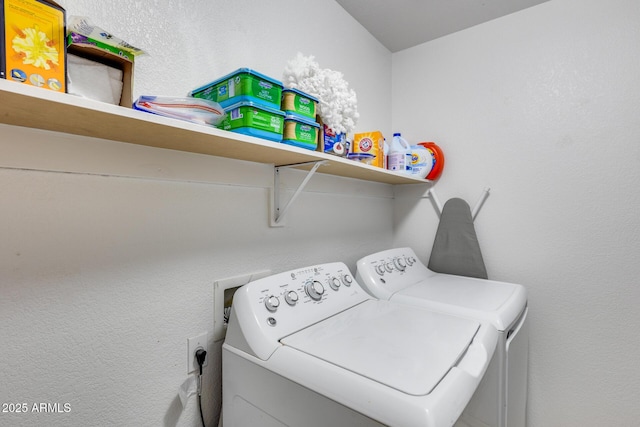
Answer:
top-left (410, 144), bottom-right (434, 179)
top-left (388, 133), bottom-right (412, 174)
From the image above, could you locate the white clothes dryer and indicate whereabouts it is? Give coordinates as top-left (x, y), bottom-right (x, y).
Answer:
top-left (223, 262), bottom-right (498, 427)
top-left (356, 247), bottom-right (529, 427)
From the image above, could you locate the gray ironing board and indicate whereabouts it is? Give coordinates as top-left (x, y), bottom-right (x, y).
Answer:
top-left (428, 198), bottom-right (488, 279)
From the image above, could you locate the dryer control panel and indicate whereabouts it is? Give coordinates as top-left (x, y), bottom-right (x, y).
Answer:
top-left (355, 247), bottom-right (435, 300)
top-left (225, 262), bottom-right (370, 360)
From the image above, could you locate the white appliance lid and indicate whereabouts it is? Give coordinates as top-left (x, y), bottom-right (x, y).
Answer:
top-left (280, 300), bottom-right (480, 396)
top-left (399, 274), bottom-right (518, 311)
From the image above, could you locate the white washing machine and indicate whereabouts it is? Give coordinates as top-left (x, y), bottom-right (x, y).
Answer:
top-left (356, 247), bottom-right (528, 427)
top-left (223, 262), bottom-right (498, 427)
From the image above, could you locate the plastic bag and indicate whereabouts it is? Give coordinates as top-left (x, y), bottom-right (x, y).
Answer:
top-left (133, 96), bottom-right (225, 126)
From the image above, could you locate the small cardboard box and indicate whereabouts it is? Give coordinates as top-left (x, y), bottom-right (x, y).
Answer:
top-left (66, 36), bottom-right (133, 107)
top-left (0, 0), bottom-right (66, 92)
top-left (353, 131), bottom-right (385, 168)
top-left (316, 115), bottom-right (347, 156)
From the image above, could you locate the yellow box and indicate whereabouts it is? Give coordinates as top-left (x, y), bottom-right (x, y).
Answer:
top-left (353, 131), bottom-right (385, 168)
top-left (1, 0), bottom-right (66, 92)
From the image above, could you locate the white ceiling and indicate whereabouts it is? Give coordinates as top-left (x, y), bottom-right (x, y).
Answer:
top-left (335, 0), bottom-right (550, 52)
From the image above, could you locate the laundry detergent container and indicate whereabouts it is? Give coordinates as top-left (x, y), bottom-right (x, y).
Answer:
top-left (282, 114), bottom-right (319, 150)
top-left (217, 101), bottom-right (285, 142)
top-left (189, 68), bottom-right (283, 109)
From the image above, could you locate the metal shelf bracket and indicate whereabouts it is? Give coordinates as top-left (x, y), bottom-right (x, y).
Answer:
top-left (270, 161), bottom-right (328, 227)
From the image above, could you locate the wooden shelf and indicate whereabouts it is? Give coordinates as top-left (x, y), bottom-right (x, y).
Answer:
top-left (0, 79), bottom-right (430, 185)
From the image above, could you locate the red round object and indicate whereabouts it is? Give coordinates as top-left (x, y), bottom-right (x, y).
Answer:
top-left (418, 142), bottom-right (445, 180)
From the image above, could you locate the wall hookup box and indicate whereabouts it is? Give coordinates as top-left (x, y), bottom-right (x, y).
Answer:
top-left (1, 0), bottom-right (66, 92)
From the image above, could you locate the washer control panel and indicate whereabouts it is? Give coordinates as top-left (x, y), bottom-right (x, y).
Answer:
top-left (355, 247), bottom-right (432, 300)
top-left (225, 262), bottom-right (369, 360)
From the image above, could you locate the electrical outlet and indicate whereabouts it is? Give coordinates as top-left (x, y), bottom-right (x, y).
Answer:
top-left (187, 332), bottom-right (208, 374)
top-left (213, 270), bottom-right (271, 341)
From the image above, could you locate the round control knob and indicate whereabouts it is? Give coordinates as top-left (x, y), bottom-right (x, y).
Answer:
top-left (329, 277), bottom-right (341, 291)
top-left (305, 280), bottom-right (325, 301)
top-left (393, 257), bottom-right (407, 271)
top-left (285, 290), bottom-right (299, 306)
top-left (385, 262), bottom-right (394, 273)
top-left (406, 256), bottom-right (415, 266)
top-left (375, 264), bottom-right (386, 276)
top-left (264, 295), bottom-right (280, 312)
top-left (342, 274), bottom-right (353, 286)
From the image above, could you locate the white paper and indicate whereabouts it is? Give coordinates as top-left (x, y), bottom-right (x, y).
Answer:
top-left (67, 53), bottom-right (123, 105)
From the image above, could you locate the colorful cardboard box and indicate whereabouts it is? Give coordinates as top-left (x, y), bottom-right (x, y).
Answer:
top-left (66, 34), bottom-right (134, 107)
top-left (316, 115), bottom-right (347, 156)
top-left (1, 0), bottom-right (66, 92)
top-left (65, 16), bottom-right (146, 107)
top-left (353, 131), bottom-right (385, 168)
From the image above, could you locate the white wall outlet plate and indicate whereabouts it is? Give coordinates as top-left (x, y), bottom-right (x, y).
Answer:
top-left (187, 332), bottom-right (208, 374)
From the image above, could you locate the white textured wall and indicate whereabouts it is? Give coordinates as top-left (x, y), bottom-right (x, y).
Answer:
top-left (60, 0), bottom-right (392, 135)
top-left (392, 0), bottom-right (640, 425)
top-left (0, 1), bottom-right (392, 426)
